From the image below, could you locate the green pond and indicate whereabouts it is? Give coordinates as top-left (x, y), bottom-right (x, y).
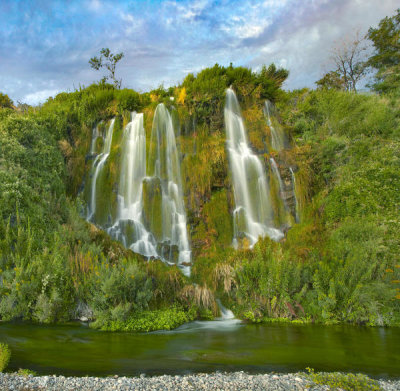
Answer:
top-left (1, 320), bottom-right (399, 378)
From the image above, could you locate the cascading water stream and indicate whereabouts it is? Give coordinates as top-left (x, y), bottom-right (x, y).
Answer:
top-left (290, 167), bottom-right (300, 223)
top-left (264, 100), bottom-right (286, 151)
top-left (146, 103), bottom-right (191, 276)
top-left (89, 122), bottom-right (101, 155)
top-left (270, 157), bottom-right (291, 213)
top-left (216, 299), bottom-right (235, 320)
top-left (270, 158), bottom-right (285, 201)
top-left (224, 88), bottom-right (283, 247)
top-left (86, 109), bottom-right (191, 275)
top-left (88, 118), bottom-right (115, 221)
top-left (107, 113), bottom-right (158, 258)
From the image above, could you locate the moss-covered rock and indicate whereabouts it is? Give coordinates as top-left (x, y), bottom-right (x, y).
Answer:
top-left (142, 177), bottom-right (163, 241)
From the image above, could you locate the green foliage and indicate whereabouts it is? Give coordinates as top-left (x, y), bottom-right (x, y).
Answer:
top-left (88, 258), bottom-right (153, 327)
top-left (16, 368), bottom-right (37, 377)
top-left (0, 343), bottom-right (11, 372)
top-left (272, 88), bottom-right (400, 325)
top-left (1, 63), bottom-right (400, 330)
top-left (288, 89), bottom-right (398, 139)
top-left (367, 9), bottom-right (400, 93)
top-left (98, 306), bottom-right (196, 332)
top-left (180, 63), bottom-right (288, 132)
top-left (89, 48), bottom-right (125, 88)
top-left (316, 70), bottom-right (346, 90)
top-left (306, 368), bottom-right (382, 390)
top-left (0, 92), bottom-right (13, 108)
top-left (0, 113), bottom-right (67, 229)
top-left (231, 239), bottom-right (309, 321)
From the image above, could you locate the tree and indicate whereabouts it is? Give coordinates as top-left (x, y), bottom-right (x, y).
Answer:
top-left (316, 70), bottom-right (346, 90)
top-left (367, 9), bottom-right (400, 93)
top-left (329, 32), bottom-right (369, 92)
top-left (89, 48), bottom-right (124, 88)
top-left (0, 92), bottom-right (13, 109)
top-left (257, 63), bottom-right (289, 100)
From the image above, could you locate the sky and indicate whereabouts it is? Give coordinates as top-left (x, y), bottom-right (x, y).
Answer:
top-left (0, 0), bottom-right (398, 105)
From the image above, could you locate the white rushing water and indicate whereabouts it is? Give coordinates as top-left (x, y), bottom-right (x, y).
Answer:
top-left (216, 299), bottom-right (235, 320)
top-left (107, 113), bottom-right (158, 258)
top-left (264, 100), bottom-right (286, 151)
top-left (86, 110), bottom-right (191, 275)
top-left (89, 122), bottom-right (101, 155)
top-left (147, 103), bottom-right (191, 276)
top-left (88, 118), bottom-right (115, 221)
top-left (169, 299), bottom-right (241, 333)
top-left (224, 88), bottom-right (283, 247)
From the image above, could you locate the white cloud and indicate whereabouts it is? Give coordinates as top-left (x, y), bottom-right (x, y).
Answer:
top-left (223, 18), bottom-right (271, 39)
top-left (248, 0), bottom-right (400, 89)
top-left (120, 12), bottom-right (144, 35)
top-left (23, 89), bottom-right (60, 105)
top-left (2, 0), bottom-right (400, 104)
top-left (87, 0), bottom-right (102, 12)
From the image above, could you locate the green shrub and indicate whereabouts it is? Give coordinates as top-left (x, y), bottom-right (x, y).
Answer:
top-left (17, 368), bottom-right (37, 377)
top-left (95, 306), bottom-right (196, 332)
top-left (0, 343), bottom-right (11, 372)
top-left (306, 368), bottom-right (382, 390)
top-left (0, 92), bottom-right (13, 108)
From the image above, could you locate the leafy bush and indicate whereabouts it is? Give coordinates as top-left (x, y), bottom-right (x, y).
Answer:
top-left (0, 343), bottom-right (11, 372)
top-left (96, 306), bottom-right (196, 332)
top-left (0, 92), bottom-right (13, 108)
top-left (17, 368), bottom-right (37, 377)
top-left (88, 259), bottom-right (154, 327)
top-left (180, 63), bottom-right (288, 132)
top-left (306, 368), bottom-right (382, 390)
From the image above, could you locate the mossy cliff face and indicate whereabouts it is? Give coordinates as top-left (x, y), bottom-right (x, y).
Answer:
top-left (84, 116), bottom-right (124, 227)
top-left (83, 90), bottom-right (306, 262)
top-left (4, 65), bottom-right (399, 327)
top-left (142, 177), bottom-right (163, 241)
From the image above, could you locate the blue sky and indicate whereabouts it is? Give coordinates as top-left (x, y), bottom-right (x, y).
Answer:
top-left (0, 0), bottom-right (398, 105)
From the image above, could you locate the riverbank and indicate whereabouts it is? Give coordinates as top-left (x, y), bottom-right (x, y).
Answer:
top-left (1, 371), bottom-right (399, 390)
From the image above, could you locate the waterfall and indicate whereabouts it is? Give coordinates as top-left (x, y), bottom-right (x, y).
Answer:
top-left (85, 109), bottom-right (191, 275)
top-left (270, 157), bottom-right (290, 212)
top-left (224, 88), bottom-right (283, 247)
top-left (290, 167), bottom-right (300, 223)
top-left (89, 122), bottom-right (102, 155)
top-left (264, 100), bottom-right (286, 151)
top-left (107, 113), bottom-right (158, 258)
top-left (270, 158), bottom-right (284, 197)
top-left (216, 299), bottom-right (235, 320)
top-left (87, 118), bottom-right (115, 221)
top-left (146, 103), bottom-right (191, 276)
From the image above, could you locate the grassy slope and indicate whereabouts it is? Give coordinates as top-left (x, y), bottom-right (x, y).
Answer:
top-left (0, 70), bottom-right (399, 328)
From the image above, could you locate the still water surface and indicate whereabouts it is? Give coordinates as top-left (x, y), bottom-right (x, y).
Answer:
top-left (0, 320), bottom-right (399, 378)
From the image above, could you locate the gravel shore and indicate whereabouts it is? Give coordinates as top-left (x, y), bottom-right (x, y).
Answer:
top-left (1, 372), bottom-right (399, 391)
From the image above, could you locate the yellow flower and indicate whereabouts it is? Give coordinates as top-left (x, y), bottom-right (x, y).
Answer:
top-left (385, 269), bottom-right (394, 273)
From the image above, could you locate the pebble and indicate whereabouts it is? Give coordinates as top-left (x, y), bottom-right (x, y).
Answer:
top-left (0, 372), bottom-right (398, 391)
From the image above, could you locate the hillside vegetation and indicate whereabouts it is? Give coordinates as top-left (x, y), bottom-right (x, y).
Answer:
top-left (1, 9), bottom-right (400, 327)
